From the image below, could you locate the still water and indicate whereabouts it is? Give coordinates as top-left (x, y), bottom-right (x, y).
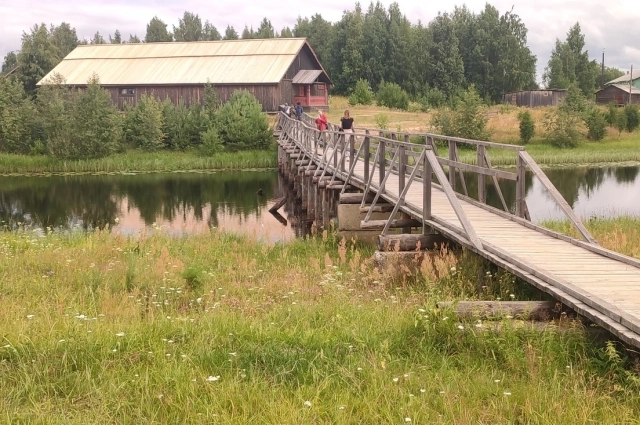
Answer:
top-left (1, 165), bottom-right (639, 241)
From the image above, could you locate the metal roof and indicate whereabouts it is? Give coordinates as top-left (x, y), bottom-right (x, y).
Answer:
top-left (292, 69), bottom-right (324, 84)
top-left (37, 38), bottom-right (322, 86)
top-left (607, 70), bottom-right (640, 85)
top-left (609, 84), bottom-right (640, 94)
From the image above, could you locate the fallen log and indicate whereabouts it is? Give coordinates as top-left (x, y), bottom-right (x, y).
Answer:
top-left (436, 301), bottom-right (561, 320)
top-left (378, 233), bottom-right (451, 251)
top-left (268, 197), bottom-right (287, 213)
top-left (340, 192), bottom-right (376, 204)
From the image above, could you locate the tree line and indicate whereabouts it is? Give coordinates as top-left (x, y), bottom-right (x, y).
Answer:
top-left (1, 2), bottom-right (626, 103)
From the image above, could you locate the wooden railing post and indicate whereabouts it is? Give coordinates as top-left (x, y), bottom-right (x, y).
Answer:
top-left (349, 134), bottom-right (355, 169)
top-left (423, 147), bottom-right (432, 235)
top-left (477, 145), bottom-right (486, 203)
top-left (364, 130), bottom-right (370, 184)
top-left (379, 140), bottom-right (385, 194)
top-left (398, 145), bottom-right (406, 196)
top-left (516, 152), bottom-right (526, 218)
top-left (448, 140), bottom-right (457, 190)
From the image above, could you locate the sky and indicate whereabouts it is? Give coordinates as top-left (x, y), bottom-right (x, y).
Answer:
top-left (2, 0), bottom-right (640, 84)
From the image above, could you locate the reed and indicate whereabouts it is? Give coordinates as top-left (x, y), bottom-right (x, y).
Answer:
top-left (1, 227), bottom-right (638, 423)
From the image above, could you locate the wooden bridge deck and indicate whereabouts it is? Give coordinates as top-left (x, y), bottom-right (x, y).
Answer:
top-left (277, 114), bottom-right (640, 349)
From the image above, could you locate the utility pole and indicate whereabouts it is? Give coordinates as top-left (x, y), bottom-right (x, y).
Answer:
top-left (630, 64), bottom-right (634, 105)
top-left (601, 49), bottom-right (605, 89)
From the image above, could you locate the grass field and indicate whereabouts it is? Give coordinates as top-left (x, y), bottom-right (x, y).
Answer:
top-left (1, 219), bottom-right (640, 423)
top-left (326, 97), bottom-right (640, 167)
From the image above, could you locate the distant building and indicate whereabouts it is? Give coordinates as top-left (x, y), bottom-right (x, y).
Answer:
top-left (36, 38), bottom-right (331, 112)
top-left (502, 89), bottom-right (567, 108)
top-left (596, 70), bottom-right (640, 105)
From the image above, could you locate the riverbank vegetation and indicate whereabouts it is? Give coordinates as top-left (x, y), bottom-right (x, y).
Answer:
top-left (1, 224), bottom-right (639, 423)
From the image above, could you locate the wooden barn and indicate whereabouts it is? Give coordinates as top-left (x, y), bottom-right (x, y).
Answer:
top-left (595, 84), bottom-right (640, 105)
top-left (502, 89), bottom-right (567, 107)
top-left (36, 38), bottom-right (331, 112)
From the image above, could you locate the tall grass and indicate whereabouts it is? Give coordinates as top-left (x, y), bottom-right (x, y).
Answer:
top-left (0, 149), bottom-right (278, 175)
top-left (1, 227), bottom-right (639, 423)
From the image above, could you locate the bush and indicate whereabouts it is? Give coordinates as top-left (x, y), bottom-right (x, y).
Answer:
top-left (376, 81), bottom-right (409, 110)
top-left (200, 126), bottom-right (224, 156)
top-left (543, 109), bottom-right (580, 148)
top-left (217, 90), bottom-right (272, 150)
top-left (431, 86), bottom-right (491, 141)
top-left (624, 104), bottom-right (640, 132)
top-left (517, 110), bottom-right (535, 144)
top-left (163, 100), bottom-right (207, 150)
top-left (615, 109), bottom-right (627, 135)
top-left (373, 113), bottom-right (389, 130)
top-left (584, 107), bottom-right (607, 141)
top-left (124, 94), bottom-right (165, 151)
top-left (559, 84), bottom-right (587, 114)
top-left (0, 77), bottom-right (35, 154)
top-left (605, 101), bottom-right (619, 127)
top-left (348, 79), bottom-right (374, 106)
top-left (47, 76), bottom-right (122, 159)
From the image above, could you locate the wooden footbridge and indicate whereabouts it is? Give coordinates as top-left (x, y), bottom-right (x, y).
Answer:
top-left (275, 112), bottom-right (640, 349)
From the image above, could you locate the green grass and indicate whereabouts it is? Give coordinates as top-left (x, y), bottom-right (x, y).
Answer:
top-left (1, 227), bottom-right (639, 423)
top-left (0, 149), bottom-right (278, 175)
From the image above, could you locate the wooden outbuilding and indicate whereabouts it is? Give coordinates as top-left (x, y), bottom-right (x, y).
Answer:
top-left (595, 84), bottom-right (640, 105)
top-left (36, 38), bottom-right (331, 112)
top-left (502, 89), bottom-right (567, 108)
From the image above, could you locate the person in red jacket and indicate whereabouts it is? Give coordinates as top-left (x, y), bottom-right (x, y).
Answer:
top-left (315, 110), bottom-right (328, 131)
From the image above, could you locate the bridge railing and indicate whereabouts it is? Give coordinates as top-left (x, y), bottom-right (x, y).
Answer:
top-left (277, 112), bottom-right (596, 246)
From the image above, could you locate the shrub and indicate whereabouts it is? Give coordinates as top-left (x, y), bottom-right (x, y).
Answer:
top-left (348, 79), bottom-right (374, 106)
top-left (376, 81), bottom-right (409, 110)
top-left (0, 77), bottom-right (35, 154)
top-left (605, 101), bottom-right (619, 127)
top-left (217, 90), bottom-right (272, 150)
top-left (543, 109), bottom-right (580, 148)
top-left (624, 104), bottom-right (640, 132)
top-left (200, 126), bottom-right (224, 156)
top-left (373, 113), bottom-right (389, 130)
top-left (124, 94), bottom-right (165, 151)
top-left (517, 110), bottom-right (535, 144)
top-left (431, 86), bottom-right (491, 141)
top-left (47, 76), bottom-right (122, 159)
top-left (584, 107), bottom-right (607, 141)
top-left (559, 84), bottom-right (587, 114)
top-left (423, 87), bottom-right (447, 109)
top-left (615, 110), bottom-right (627, 135)
top-left (163, 100), bottom-right (207, 150)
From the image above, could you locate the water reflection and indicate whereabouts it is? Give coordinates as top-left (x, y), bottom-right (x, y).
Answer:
top-left (1, 165), bottom-right (638, 240)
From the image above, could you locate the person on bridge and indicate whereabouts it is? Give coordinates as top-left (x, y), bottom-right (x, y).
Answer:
top-left (339, 110), bottom-right (354, 133)
top-left (315, 110), bottom-right (328, 131)
top-left (295, 102), bottom-right (303, 120)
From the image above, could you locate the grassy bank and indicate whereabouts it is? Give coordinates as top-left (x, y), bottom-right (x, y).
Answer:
top-left (328, 96), bottom-right (640, 167)
top-left (1, 226), bottom-right (639, 423)
top-left (543, 215), bottom-right (640, 259)
top-left (0, 149), bottom-right (278, 175)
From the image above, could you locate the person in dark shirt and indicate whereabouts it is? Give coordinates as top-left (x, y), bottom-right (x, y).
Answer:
top-left (340, 110), bottom-right (354, 133)
top-left (295, 102), bottom-right (303, 120)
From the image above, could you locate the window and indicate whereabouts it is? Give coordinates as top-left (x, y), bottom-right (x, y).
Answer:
top-left (120, 88), bottom-right (135, 96)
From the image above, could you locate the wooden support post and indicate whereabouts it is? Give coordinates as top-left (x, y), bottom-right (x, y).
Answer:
top-left (322, 189), bottom-right (330, 228)
top-left (448, 141), bottom-right (457, 191)
top-left (340, 192), bottom-right (376, 204)
top-left (349, 134), bottom-right (355, 171)
top-left (516, 152), bottom-right (526, 218)
top-left (307, 177), bottom-right (315, 220)
top-left (398, 143), bottom-right (410, 234)
top-left (423, 148), bottom-right (432, 235)
top-left (301, 174), bottom-right (307, 210)
top-left (477, 145), bottom-right (486, 203)
top-left (363, 130), bottom-right (370, 184)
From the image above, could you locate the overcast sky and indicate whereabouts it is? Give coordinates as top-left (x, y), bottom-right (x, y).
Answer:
top-left (2, 0), bottom-right (639, 84)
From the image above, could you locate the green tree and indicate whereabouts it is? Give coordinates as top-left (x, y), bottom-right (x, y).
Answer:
top-left (0, 77), bottom-right (35, 153)
top-left (173, 11), bottom-right (203, 41)
top-left (584, 107), bottom-right (606, 141)
top-left (426, 13), bottom-right (465, 99)
top-left (256, 18), bottom-right (275, 38)
top-left (50, 22), bottom-right (79, 58)
top-left (361, 2), bottom-right (389, 90)
top-left (624, 104), bottom-right (640, 132)
top-left (518, 110), bottom-right (535, 144)
top-left (223, 25), bottom-right (239, 40)
top-left (2, 51), bottom-right (18, 75)
top-left (348, 79), bottom-right (375, 106)
top-left (241, 26), bottom-right (256, 39)
top-left (217, 91), bottom-right (272, 150)
top-left (110, 30), bottom-right (122, 44)
top-left (16, 24), bottom-right (60, 94)
top-left (543, 109), bottom-right (581, 148)
top-left (327, 5), bottom-right (365, 94)
top-left (543, 23), bottom-right (598, 97)
top-left (293, 14), bottom-right (333, 65)
top-left (385, 3), bottom-right (411, 91)
top-left (124, 94), bottom-right (165, 151)
top-left (406, 21), bottom-right (431, 96)
top-left (128, 34), bottom-right (141, 43)
top-left (145, 16), bottom-right (173, 42)
top-left (599, 66), bottom-right (625, 88)
top-left (279, 27), bottom-right (293, 38)
top-left (91, 31), bottom-right (106, 44)
top-left (203, 20), bottom-right (221, 41)
top-left (36, 74), bottom-right (74, 154)
top-left (376, 81), bottom-right (409, 110)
